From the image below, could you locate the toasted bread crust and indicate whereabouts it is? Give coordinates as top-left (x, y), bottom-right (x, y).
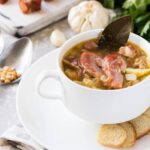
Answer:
top-left (130, 114), bottom-right (150, 139)
top-left (97, 124), bottom-right (127, 148)
top-left (144, 107), bottom-right (150, 118)
top-left (120, 122), bottom-right (136, 147)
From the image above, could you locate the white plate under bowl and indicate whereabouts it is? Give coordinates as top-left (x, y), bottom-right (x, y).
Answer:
top-left (16, 49), bottom-right (150, 150)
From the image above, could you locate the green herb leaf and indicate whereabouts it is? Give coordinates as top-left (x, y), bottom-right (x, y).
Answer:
top-left (141, 20), bottom-right (150, 36)
top-left (135, 13), bottom-right (150, 25)
top-left (99, 0), bottom-right (150, 42)
top-left (103, 0), bottom-right (115, 9)
top-left (123, 0), bottom-right (150, 10)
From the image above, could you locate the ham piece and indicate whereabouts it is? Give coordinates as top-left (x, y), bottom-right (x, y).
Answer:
top-left (102, 53), bottom-right (127, 89)
top-left (80, 52), bottom-right (127, 89)
top-left (19, 0), bottom-right (41, 14)
top-left (80, 52), bottom-right (103, 78)
top-left (83, 41), bottom-right (98, 50)
top-left (119, 45), bottom-right (138, 58)
top-left (0, 0), bottom-right (8, 4)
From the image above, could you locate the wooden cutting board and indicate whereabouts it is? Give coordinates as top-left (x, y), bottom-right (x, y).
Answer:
top-left (0, 0), bottom-right (83, 36)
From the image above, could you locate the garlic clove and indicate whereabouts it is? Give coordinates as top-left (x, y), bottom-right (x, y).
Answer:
top-left (71, 16), bottom-right (85, 33)
top-left (50, 29), bottom-right (67, 47)
top-left (90, 9), bottom-right (109, 29)
top-left (68, 6), bottom-right (79, 21)
top-left (68, 6), bottom-right (85, 33)
top-left (78, 1), bottom-right (88, 8)
top-left (80, 15), bottom-right (92, 32)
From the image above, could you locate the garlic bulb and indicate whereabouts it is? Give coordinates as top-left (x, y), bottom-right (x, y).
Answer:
top-left (68, 1), bottom-right (109, 33)
top-left (50, 29), bottom-right (67, 47)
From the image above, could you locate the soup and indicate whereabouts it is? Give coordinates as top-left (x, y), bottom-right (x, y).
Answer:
top-left (62, 39), bottom-right (150, 89)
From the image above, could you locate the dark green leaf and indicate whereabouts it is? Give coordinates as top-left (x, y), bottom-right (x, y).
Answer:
top-left (140, 20), bottom-right (150, 36)
top-left (123, 0), bottom-right (150, 10)
top-left (103, 0), bottom-right (115, 8)
top-left (99, 0), bottom-right (150, 42)
top-left (135, 13), bottom-right (150, 25)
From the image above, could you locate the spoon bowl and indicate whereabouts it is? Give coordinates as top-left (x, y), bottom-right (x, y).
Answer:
top-left (0, 37), bottom-right (33, 84)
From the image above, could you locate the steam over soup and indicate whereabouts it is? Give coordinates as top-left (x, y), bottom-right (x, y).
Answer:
top-left (62, 39), bottom-right (150, 89)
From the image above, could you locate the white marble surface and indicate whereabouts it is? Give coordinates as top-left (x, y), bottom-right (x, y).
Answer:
top-left (0, 19), bottom-right (75, 135)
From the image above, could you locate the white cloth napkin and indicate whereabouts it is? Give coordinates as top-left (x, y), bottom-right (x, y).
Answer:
top-left (0, 124), bottom-right (46, 150)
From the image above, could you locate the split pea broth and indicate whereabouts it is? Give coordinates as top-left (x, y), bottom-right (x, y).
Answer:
top-left (62, 39), bottom-right (150, 90)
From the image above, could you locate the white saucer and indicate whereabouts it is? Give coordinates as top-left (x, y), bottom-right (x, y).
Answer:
top-left (16, 49), bottom-right (150, 150)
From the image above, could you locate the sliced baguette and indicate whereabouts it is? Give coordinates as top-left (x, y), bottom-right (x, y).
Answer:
top-left (97, 124), bottom-right (127, 148)
top-left (142, 108), bottom-right (150, 136)
top-left (130, 114), bottom-right (150, 139)
top-left (120, 122), bottom-right (136, 147)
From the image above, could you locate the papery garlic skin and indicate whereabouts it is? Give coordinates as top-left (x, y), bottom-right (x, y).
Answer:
top-left (50, 29), bottom-right (67, 47)
top-left (68, 1), bottom-right (109, 33)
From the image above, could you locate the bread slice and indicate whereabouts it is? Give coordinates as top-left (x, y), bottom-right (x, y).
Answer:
top-left (143, 107), bottom-right (150, 118)
top-left (97, 124), bottom-right (127, 147)
top-left (120, 122), bottom-right (136, 147)
top-left (130, 114), bottom-right (150, 138)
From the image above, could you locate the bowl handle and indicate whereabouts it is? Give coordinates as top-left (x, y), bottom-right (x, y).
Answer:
top-left (35, 70), bottom-right (62, 99)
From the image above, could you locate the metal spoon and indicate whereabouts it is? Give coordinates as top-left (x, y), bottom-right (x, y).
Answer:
top-left (98, 16), bottom-right (132, 51)
top-left (0, 37), bottom-right (33, 85)
top-left (0, 31), bottom-right (4, 54)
